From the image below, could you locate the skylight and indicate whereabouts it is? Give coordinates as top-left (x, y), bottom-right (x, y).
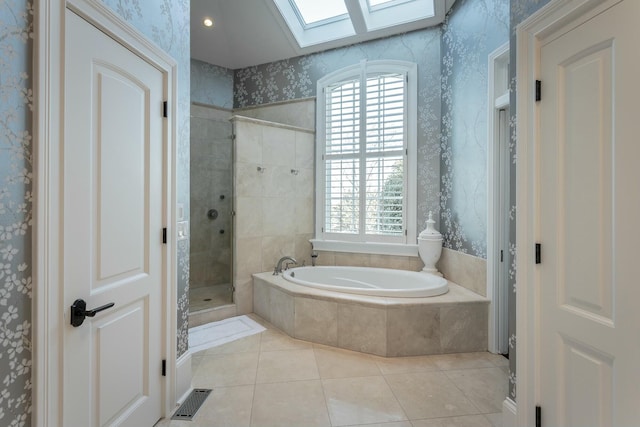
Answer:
top-left (368, 0), bottom-right (397, 8)
top-left (291, 0), bottom-right (348, 26)
top-left (271, 0), bottom-right (451, 49)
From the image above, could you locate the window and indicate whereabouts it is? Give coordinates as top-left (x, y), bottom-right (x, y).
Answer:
top-left (312, 60), bottom-right (417, 256)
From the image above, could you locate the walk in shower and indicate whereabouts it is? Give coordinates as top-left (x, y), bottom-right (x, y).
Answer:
top-left (189, 104), bottom-right (234, 314)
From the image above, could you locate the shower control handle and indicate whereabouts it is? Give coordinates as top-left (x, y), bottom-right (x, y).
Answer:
top-left (207, 209), bottom-right (219, 220)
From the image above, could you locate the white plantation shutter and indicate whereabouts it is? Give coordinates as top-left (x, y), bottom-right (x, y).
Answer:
top-left (325, 77), bottom-right (361, 235)
top-left (365, 73), bottom-right (405, 237)
top-left (323, 68), bottom-right (407, 242)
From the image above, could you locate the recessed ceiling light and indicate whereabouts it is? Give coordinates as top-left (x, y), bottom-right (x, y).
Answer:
top-left (203, 17), bottom-right (214, 28)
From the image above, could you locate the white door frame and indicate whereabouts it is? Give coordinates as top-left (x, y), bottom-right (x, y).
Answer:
top-left (33, 0), bottom-right (178, 424)
top-left (515, 0), bottom-right (621, 425)
top-left (487, 41), bottom-right (510, 355)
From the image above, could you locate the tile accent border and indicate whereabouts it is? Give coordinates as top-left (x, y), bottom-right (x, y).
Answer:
top-left (253, 272), bottom-right (488, 357)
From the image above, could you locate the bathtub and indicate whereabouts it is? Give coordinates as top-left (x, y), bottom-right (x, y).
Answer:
top-left (282, 266), bottom-right (448, 298)
top-left (253, 270), bottom-right (489, 357)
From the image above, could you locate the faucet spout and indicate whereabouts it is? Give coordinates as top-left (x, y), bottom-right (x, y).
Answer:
top-left (274, 256), bottom-right (297, 275)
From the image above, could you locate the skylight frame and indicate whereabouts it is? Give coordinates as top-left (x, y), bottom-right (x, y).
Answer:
top-left (273, 0), bottom-right (356, 47)
top-left (360, 0), bottom-right (436, 31)
top-left (270, 0), bottom-right (448, 50)
top-left (289, 0), bottom-right (350, 29)
top-left (367, 0), bottom-right (416, 13)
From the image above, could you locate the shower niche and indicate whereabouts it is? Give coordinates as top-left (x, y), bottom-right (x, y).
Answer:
top-left (189, 104), bottom-right (234, 318)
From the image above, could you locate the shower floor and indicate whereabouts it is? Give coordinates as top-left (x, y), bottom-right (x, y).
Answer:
top-left (189, 284), bottom-right (233, 312)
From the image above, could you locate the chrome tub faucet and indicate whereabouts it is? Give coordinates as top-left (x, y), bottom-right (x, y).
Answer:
top-left (273, 256), bottom-right (297, 275)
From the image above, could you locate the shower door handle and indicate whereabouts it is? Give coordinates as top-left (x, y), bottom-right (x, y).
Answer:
top-left (70, 298), bottom-right (115, 327)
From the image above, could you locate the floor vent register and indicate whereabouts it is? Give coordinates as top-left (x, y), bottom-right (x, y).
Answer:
top-left (171, 389), bottom-right (212, 421)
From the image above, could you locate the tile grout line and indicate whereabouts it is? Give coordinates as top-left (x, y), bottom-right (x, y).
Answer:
top-left (312, 346), bottom-right (335, 427)
top-left (247, 330), bottom-right (265, 427)
top-left (440, 368), bottom-right (486, 416)
top-left (442, 365), bottom-right (508, 415)
top-left (379, 370), bottom-right (411, 423)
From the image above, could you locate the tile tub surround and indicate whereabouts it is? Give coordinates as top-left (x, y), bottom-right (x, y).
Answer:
top-left (253, 272), bottom-right (488, 357)
top-left (313, 250), bottom-right (425, 272)
top-left (437, 248), bottom-right (488, 297)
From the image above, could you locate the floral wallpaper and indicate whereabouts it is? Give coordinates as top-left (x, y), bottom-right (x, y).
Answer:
top-left (0, 0), bottom-right (189, 425)
top-left (440, 0), bottom-right (509, 258)
top-left (234, 29), bottom-right (443, 234)
top-left (191, 59), bottom-right (234, 109)
top-left (0, 1), bottom-right (34, 425)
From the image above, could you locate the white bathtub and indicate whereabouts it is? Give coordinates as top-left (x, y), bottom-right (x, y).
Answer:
top-left (282, 266), bottom-right (448, 298)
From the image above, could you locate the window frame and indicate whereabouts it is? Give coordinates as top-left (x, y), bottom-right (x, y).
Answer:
top-left (312, 60), bottom-right (418, 256)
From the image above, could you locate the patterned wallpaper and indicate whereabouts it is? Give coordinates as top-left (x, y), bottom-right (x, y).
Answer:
top-left (191, 59), bottom-right (234, 109)
top-left (0, 0), bottom-right (33, 425)
top-left (0, 0), bottom-right (189, 425)
top-left (234, 30), bottom-right (443, 235)
top-left (440, 0), bottom-right (509, 258)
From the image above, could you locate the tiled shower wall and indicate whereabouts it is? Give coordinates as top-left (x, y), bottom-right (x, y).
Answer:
top-left (190, 105), bottom-right (233, 288)
top-left (232, 116), bottom-right (315, 314)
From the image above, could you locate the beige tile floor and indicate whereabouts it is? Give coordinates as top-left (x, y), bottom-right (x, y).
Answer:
top-left (157, 314), bottom-right (508, 427)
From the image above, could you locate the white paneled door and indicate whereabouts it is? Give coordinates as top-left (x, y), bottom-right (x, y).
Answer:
top-left (538, 0), bottom-right (639, 425)
top-left (63, 9), bottom-right (164, 427)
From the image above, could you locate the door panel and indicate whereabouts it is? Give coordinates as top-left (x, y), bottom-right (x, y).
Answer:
top-left (64, 9), bottom-right (164, 427)
top-left (538, 1), bottom-right (639, 425)
top-left (558, 42), bottom-right (613, 325)
top-left (97, 302), bottom-right (146, 426)
top-left (96, 67), bottom-right (148, 282)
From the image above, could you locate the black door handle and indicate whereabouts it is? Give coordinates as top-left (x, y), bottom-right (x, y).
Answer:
top-left (70, 299), bottom-right (115, 327)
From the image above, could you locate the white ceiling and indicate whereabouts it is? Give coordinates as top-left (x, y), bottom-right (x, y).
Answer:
top-left (191, 0), bottom-right (456, 70)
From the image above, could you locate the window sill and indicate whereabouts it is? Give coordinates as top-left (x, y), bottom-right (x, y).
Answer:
top-left (310, 239), bottom-right (418, 257)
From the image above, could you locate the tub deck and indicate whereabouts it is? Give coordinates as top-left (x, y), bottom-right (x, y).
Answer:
top-left (253, 271), bottom-right (489, 357)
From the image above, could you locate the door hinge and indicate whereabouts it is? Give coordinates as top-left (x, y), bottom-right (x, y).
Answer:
top-left (535, 80), bottom-right (542, 102)
top-left (536, 405), bottom-right (541, 427)
top-left (500, 250), bottom-right (504, 262)
top-left (162, 359), bottom-right (166, 377)
top-left (163, 101), bottom-right (168, 118)
top-left (162, 227), bottom-right (167, 244)
top-left (535, 243), bottom-right (541, 264)
top-left (405, 229), bottom-right (408, 236)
